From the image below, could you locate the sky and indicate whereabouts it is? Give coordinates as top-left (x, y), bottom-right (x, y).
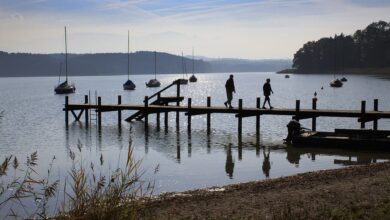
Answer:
top-left (0, 0), bottom-right (389, 59)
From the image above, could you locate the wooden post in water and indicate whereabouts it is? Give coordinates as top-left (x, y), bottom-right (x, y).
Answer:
top-left (144, 96), bottom-right (149, 129)
top-left (176, 82), bottom-right (180, 125)
top-left (207, 96), bottom-right (211, 134)
top-left (117, 95), bottom-right (122, 125)
top-left (373, 99), bottom-right (378, 130)
top-left (65, 96), bottom-right (69, 127)
top-left (295, 100), bottom-right (300, 121)
top-left (361, 100), bottom-right (366, 129)
top-left (238, 99), bottom-right (243, 136)
top-left (312, 98), bottom-right (317, 131)
top-left (157, 93), bottom-right (161, 129)
top-left (84, 95), bottom-right (89, 127)
top-left (187, 98), bottom-right (192, 132)
top-left (97, 96), bottom-right (102, 129)
top-left (256, 97), bottom-right (260, 135)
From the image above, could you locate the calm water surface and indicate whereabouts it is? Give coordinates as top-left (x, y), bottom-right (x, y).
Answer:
top-left (1, 72), bottom-right (390, 195)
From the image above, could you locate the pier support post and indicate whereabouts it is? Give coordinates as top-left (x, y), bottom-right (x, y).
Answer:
top-left (156, 93), bottom-right (160, 130)
top-left (295, 100), bottom-right (300, 121)
top-left (176, 82), bottom-right (180, 125)
top-left (256, 97), bottom-right (260, 135)
top-left (65, 96), bottom-right (69, 127)
top-left (238, 99), bottom-right (243, 137)
top-left (187, 98), bottom-right (192, 132)
top-left (144, 96), bottom-right (149, 130)
top-left (84, 95), bottom-right (89, 127)
top-left (238, 99), bottom-right (243, 161)
top-left (117, 95), bottom-right (122, 125)
top-left (373, 99), bottom-right (378, 130)
top-left (361, 100), bottom-right (366, 129)
top-left (312, 98), bottom-right (317, 131)
top-left (97, 97), bottom-right (102, 129)
top-left (207, 96), bottom-right (211, 134)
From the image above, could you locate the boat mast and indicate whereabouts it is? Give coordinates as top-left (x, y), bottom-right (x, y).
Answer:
top-left (192, 48), bottom-right (194, 75)
top-left (154, 51), bottom-right (157, 80)
top-left (65, 26), bottom-right (68, 82)
top-left (127, 30), bottom-right (130, 80)
top-left (181, 52), bottom-right (184, 78)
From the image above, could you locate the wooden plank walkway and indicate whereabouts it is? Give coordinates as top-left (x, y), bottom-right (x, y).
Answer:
top-left (65, 103), bottom-right (390, 118)
top-left (62, 80), bottom-right (389, 134)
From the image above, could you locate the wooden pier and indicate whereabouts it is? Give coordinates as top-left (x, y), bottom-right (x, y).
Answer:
top-left (64, 80), bottom-right (390, 135)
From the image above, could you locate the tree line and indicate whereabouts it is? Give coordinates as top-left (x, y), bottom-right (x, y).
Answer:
top-left (0, 51), bottom-right (291, 77)
top-left (293, 21), bottom-right (390, 73)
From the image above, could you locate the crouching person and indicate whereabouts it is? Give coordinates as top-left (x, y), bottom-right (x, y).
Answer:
top-left (284, 117), bottom-right (301, 143)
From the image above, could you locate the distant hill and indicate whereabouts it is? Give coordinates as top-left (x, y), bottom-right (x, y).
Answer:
top-left (0, 51), bottom-right (291, 77)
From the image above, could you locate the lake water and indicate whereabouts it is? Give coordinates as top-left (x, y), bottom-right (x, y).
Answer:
top-left (1, 72), bottom-right (390, 197)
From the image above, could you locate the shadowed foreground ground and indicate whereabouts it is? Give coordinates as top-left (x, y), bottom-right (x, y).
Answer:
top-left (139, 162), bottom-right (390, 219)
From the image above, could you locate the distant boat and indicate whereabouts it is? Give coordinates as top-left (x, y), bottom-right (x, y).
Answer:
top-left (146, 51), bottom-right (161, 87)
top-left (285, 74), bottom-right (290, 78)
top-left (123, 30), bottom-right (136, 90)
top-left (330, 79), bottom-right (343, 87)
top-left (176, 52), bottom-right (188, 85)
top-left (55, 26), bottom-right (75, 94)
top-left (340, 77), bottom-right (347, 82)
top-left (189, 48), bottom-right (197, 83)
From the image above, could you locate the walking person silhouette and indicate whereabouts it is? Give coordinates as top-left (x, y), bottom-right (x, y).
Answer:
top-left (224, 74), bottom-right (235, 108)
top-left (262, 78), bottom-right (273, 109)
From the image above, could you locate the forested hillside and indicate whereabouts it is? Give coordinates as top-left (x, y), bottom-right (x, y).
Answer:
top-left (0, 51), bottom-right (291, 77)
top-left (293, 21), bottom-right (390, 73)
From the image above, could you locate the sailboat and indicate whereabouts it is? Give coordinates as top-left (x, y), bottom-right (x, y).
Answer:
top-left (146, 51), bottom-right (161, 87)
top-left (329, 35), bottom-right (343, 88)
top-left (123, 30), bottom-right (136, 90)
top-left (189, 48), bottom-right (197, 83)
top-left (55, 26), bottom-right (76, 94)
top-left (177, 52), bottom-right (188, 85)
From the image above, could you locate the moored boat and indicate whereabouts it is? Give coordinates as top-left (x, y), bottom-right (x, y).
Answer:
top-left (123, 30), bottom-right (136, 90)
top-left (292, 129), bottom-right (390, 150)
top-left (340, 77), bottom-right (347, 82)
top-left (189, 48), bottom-right (197, 82)
top-left (146, 51), bottom-right (161, 88)
top-left (330, 79), bottom-right (343, 87)
top-left (55, 26), bottom-right (75, 94)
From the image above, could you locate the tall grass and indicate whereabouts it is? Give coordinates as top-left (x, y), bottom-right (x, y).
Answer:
top-left (0, 141), bottom-right (150, 219)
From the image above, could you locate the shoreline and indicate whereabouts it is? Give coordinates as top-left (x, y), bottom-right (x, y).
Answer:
top-left (277, 67), bottom-right (390, 77)
top-left (140, 162), bottom-right (390, 219)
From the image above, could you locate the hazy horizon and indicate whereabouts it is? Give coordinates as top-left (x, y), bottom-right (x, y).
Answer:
top-left (1, 0), bottom-right (390, 59)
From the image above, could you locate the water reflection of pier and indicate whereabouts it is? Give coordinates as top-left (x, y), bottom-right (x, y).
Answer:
top-left (65, 123), bottom-right (390, 180)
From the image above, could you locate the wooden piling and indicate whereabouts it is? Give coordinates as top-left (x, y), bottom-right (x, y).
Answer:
top-left (176, 82), bottom-right (180, 124)
top-left (374, 99), bottom-right (378, 130)
top-left (295, 100), bottom-right (300, 121)
top-left (207, 96), bottom-right (211, 134)
top-left (187, 98), bottom-right (192, 131)
top-left (144, 96), bottom-right (149, 128)
top-left (84, 95), bottom-right (89, 127)
top-left (97, 96), bottom-right (102, 129)
top-left (117, 95), bottom-right (122, 125)
top-left (156, 93), bottom-right (160, 129)
top-left (238, 99), bottom-right (243, 136)
top-left (361, 100), bottom-right (366, 128)
top-left (312, 98), bottom-right (317, 131)
top-left (65, 96), bottom-right (69, 127)
top-left (256, 97), bottom-right (260, 135)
